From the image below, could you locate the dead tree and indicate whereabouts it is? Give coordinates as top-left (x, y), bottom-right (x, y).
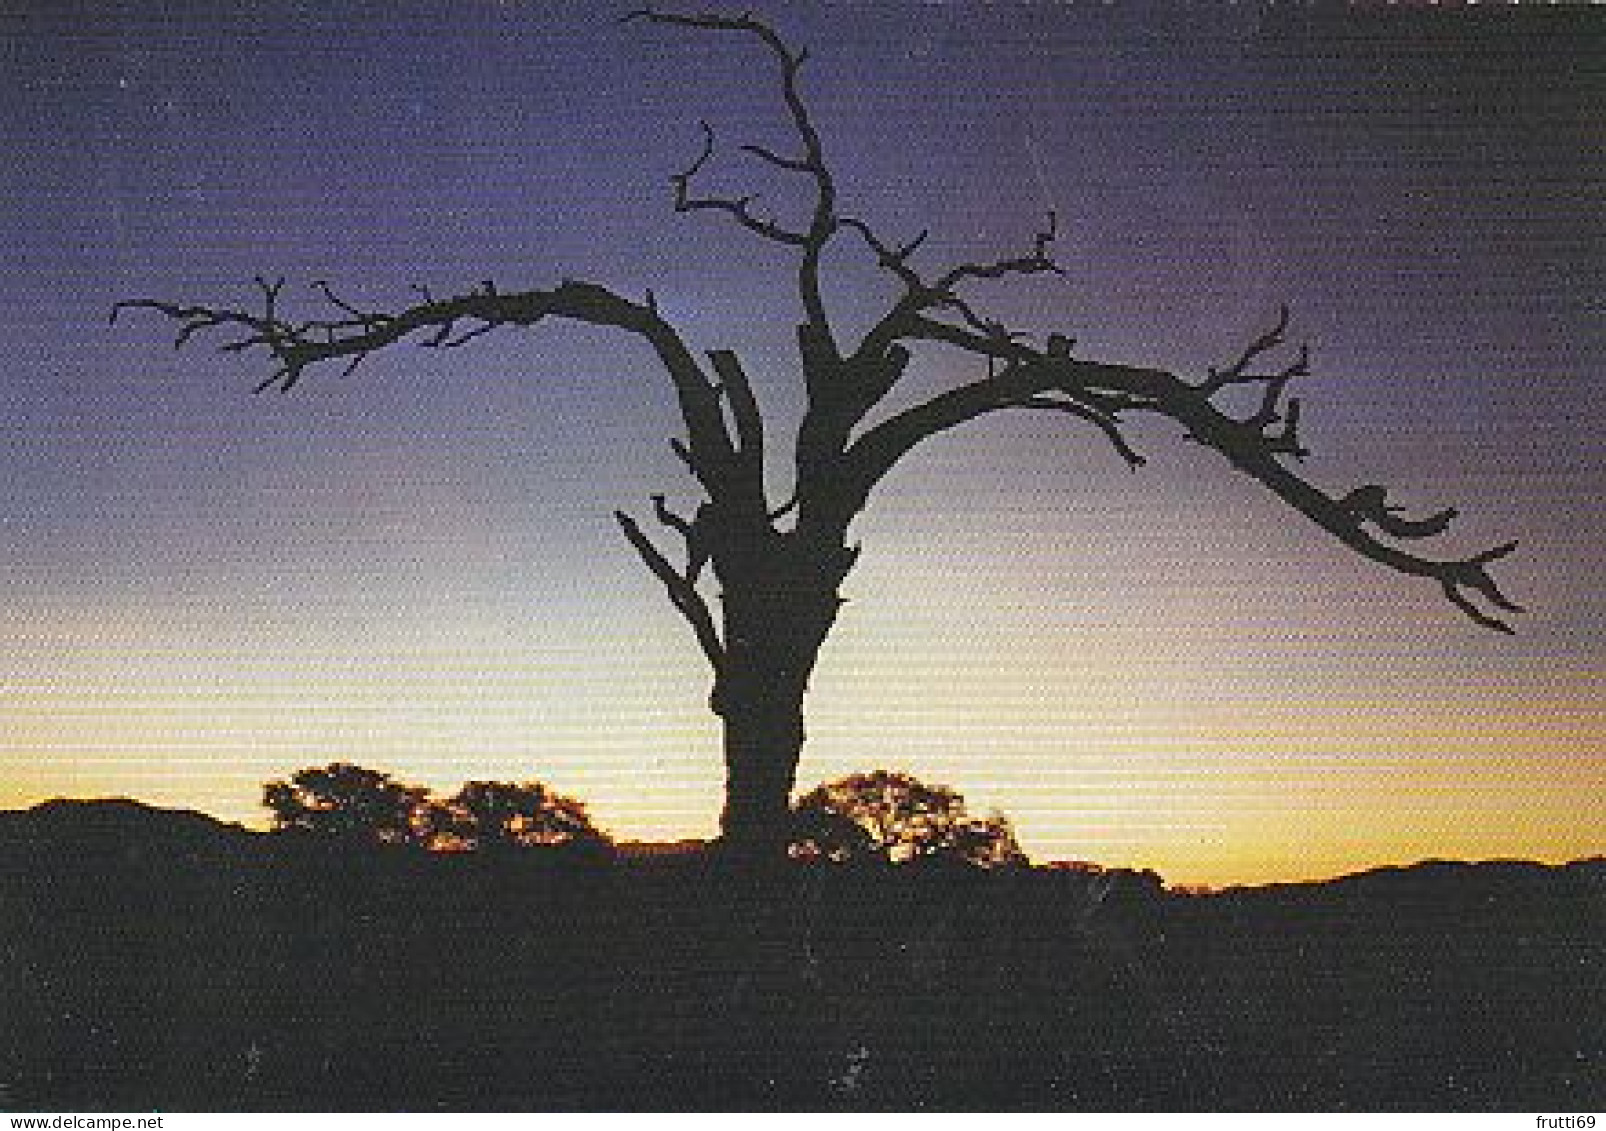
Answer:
top-left (115, 11), bottom-right (1519, 864)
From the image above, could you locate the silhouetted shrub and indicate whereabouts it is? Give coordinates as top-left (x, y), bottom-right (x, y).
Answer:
top-left (790, 770), bottom-right (1026, 868)
top-left (263, 763), bottom-right (432, 847)
top-left (429, 779), bottom-right (612, 856)
top-left (262, 765), bottom-right (614, 858)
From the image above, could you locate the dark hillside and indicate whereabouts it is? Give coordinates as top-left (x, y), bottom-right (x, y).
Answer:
top-left (1, 801), bottom-right (1599, 1110)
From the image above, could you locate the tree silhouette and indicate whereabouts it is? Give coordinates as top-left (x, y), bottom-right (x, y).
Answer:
top-left (263, 762), bottom-right (431, 847)
top-left (791, 770), bottom-right (1025, 868)
top-left (119, 11), bottom-right (1519, 864)
top-left (787, 806), bottom-right (877, 866)
top-left (432, 780), bottom-right (610, 855)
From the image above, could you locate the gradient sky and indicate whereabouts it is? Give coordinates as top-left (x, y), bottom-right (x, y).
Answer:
top-left (3, 1), bottom-right (1601, 885)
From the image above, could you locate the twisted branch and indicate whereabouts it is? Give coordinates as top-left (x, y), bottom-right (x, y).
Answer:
top-left (114, 279), bottom-right (738, 488)
top-left (1195, 307), bottom-right (1312, 460)
top-left (933, 210), bottom-right (1066, 293)
top-left (841, 328), bottom-right (1521, 632)
top-left (846, 211), bottom-right (1065, 372)
top-left (668, 121), bottom-right (808, 247)
top-left (838, 216), bottom-right (928, 291)
top-left (629, 7), bottom-right (837, 335)
top-left (117, 10), bottom-right (1521, 641)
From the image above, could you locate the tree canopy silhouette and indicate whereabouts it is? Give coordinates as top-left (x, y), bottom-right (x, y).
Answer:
top-left (791, 770), bottom-right (1025, 868)
top-left (432, 780), bottom-right (610, 855)
top-left (263, 762), bottom-right (431, 847)
top-left (263, 765), bottom-right (611, 855)
top-left (120, 10), bottom-right (1519, 864)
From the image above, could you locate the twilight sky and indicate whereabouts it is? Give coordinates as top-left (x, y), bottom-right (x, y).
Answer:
top-left (3, 1), bottom-right (1601, 885)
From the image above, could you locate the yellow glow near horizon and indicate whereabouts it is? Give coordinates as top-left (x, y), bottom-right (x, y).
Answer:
top-left (2, 0), bottom-right (1600, 897)
top-left (5, 522), bottom-right (1601, 888)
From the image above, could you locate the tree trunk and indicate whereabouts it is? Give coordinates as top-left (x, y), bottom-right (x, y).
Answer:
top-left (710, 537), bottom-right (848, 866)
top-left (718, 689), bottom-right (807, 864)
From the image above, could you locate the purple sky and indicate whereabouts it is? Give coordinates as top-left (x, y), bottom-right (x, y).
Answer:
top-left (3, 2), bottom-right (1601, 883)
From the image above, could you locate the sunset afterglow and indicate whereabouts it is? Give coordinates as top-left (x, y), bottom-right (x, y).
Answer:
top-left (3, 3), bottom-right (1600, 886)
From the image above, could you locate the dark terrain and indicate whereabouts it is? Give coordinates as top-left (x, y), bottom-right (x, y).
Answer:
top-left (2, 800), bottom-right (1600, 1110)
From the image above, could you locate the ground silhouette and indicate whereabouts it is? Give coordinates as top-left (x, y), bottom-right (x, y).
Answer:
top-left (2, 798), bottom-right (1599, 1111)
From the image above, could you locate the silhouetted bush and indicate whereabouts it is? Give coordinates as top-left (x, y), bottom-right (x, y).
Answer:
top-left (430, 779), bottom-right (612, 857)
top-left (790, 770), bottom-right (1026, 868)
top-left (263, 763), bottom-right (432, 847)
top-left (262, 764), bottom-right (615, 858)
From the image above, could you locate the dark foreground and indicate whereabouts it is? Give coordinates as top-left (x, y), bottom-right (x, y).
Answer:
top-left (2, 801), bottom-right (1601, 1111)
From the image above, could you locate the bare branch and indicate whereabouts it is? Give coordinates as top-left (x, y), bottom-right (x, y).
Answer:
top-left (669, 121), bottom-right (809, 247)
top-left (844, 210), bottom-right (1064, 320)
top-left (901, 313), bottom-right (1039, 367)
top-left (842, 341), bottom-right (1520, 633)
top-left (116, 279), bottom-right (740, 491)
top-left (250, 367), bottom-right (295, 396)
top-left (847, 214), bottom-right (1066, 373)
top-left (838, 217), bottom-right (927, 290)
top-left (113, 297), bottom-right (273, 353)
top-left (634, 10), bottom-right (1068, 431)
top-left (1442, 540), bottom-right (1524, 632)
top-left (435, 321), bottom-right (500, 351)
top-left (1338, 485), bottom-right (1458, 540)
top-left (1244, 345), bottom-right (1310, 432)
top-left (312, 280), bottom-right (384, 327)
top-left (669, 436), bottom-right (717, 492)
top-left (631, 8), bottom-right (837, 335)
top-left (651, 493), bottom-right (714, 582)
top-left (1020, 395), bottom-right (1147, 469)
top-left (932, 210), bottom-right (1066, 293)
top-left (615, 509), bottom-right (725, 668)
top-left (1189, 309), bottom-right (1315, 460)
top-left (842, 365), bottom-right (1062, 503)
top-left (1147, 360), bottom-right (1521, 633)
top-left (740, 142), bottom-right (813, 174)
top-left (650, 493), bottom-right (695, 539)
top-left (1201, 303), bottom-right (1291, 394)
top-left (628, 10), bottom-right (828, 212)
top-left (707, 348), bottom-right (764, 467)
top-left (336, 352), bottom-right (367, 381)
